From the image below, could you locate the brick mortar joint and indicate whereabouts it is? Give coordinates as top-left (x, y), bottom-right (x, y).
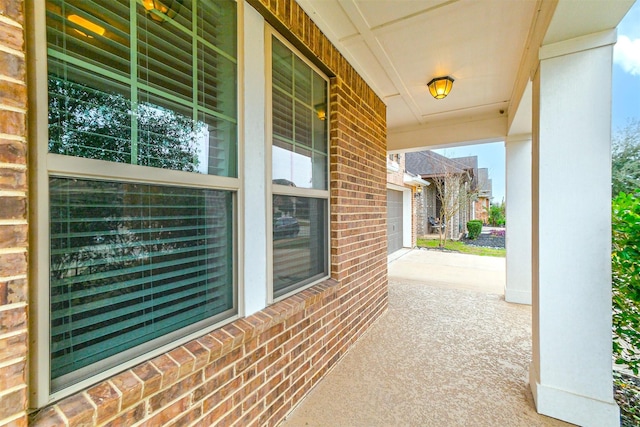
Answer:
top-left (36, 279), bottom-right (343, 424)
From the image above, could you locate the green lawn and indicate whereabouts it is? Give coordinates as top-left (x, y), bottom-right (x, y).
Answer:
top-left (416, 238), bottom-right (506, 258)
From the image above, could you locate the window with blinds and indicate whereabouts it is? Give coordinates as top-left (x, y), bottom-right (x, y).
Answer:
top-left (44, 0), bottom-right (237, 392)
top-left (270, 35), bottom-right (329, 299)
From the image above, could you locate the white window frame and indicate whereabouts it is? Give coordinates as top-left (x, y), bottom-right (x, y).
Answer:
top-left (265, 27), bottom-right (331, 303)
top-left (27, 0), bottom-right (244, 407)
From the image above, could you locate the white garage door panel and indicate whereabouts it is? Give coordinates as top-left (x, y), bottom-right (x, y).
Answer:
top-left (387, 190), bottom-right (403, 254)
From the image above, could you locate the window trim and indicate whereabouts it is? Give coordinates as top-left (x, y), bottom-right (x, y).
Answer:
top-left (28, 0), bottom-right (244, 407)
top-left (265, 27), bottom-right (331, 304)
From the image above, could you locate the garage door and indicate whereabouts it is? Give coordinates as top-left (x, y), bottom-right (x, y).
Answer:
top-left (387, 189), bottom-right (403, 254)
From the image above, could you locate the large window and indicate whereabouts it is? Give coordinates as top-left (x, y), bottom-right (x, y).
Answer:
top-left (40, 0), bottom-right (238, 397)
top-left (270, 34), bottom-right (329, 299)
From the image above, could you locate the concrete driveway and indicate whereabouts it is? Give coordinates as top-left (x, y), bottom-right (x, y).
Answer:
top-left (388, 248), bottom-right (506, 295)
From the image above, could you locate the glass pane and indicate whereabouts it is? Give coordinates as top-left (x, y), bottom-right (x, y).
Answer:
top-left (46, 0), bottom-right (131, 78)
top-left (49, 177), bottom-right (234, 390)
top-left (47, 0), bottom-right (237, 178)
top-left (198, 0), bottom-right (237, 58)
top-left (198, 42), bottom-right (237, 120)
top-left (272, 38), bottom-right (292, 92)
top-left (137, 3), bottom-right (193, 102)
top-left (197, 111), bottom-right (237, 178)
top-left (48, 70), bottom-right (133, 162)
top-left (272, 196), bottom-right (327, 297)
top-left (294, 100), bottom-right (312, 149)
top-left (294, 58), bottom-right (311, 104)
top-left (271, 37), bottom-right (328, 191)
top-left (273, 143), bottom-right (322, 189)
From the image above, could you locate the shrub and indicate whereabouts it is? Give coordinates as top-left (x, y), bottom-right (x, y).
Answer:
top-left (612, 191), bottom-right (640, 375)
top-left (467, 220), bottom-right (483, 240)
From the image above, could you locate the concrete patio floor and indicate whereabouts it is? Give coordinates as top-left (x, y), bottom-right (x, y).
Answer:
top-left (280, 249), bottom-right (573, 426)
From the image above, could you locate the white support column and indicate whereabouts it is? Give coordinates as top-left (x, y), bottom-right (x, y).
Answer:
top-left (530, 31), bottom-right (619, 427)
top-left (242, 3), bottom-right (268, 316)
top-left (505, 134), bottom-right (532, 305)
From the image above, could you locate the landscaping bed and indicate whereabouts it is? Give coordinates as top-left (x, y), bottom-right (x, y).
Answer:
top-left (462, 229), bottom-right (505, 249)
top-left (615, 370), bottom-right (640, 426)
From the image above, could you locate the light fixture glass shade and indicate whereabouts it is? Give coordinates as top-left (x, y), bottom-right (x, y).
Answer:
top-left (427, 76), bottom-right (454, 99)
top-left (142, 0), bottom-right (182, 22)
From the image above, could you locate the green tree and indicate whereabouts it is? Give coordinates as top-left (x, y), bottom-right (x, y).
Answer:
top-left (488, 202), bottom-right (505, 226)
top-left (612, 119), bottom-right (640, 196)
top-left (612, 191), bottom-right (640, 375)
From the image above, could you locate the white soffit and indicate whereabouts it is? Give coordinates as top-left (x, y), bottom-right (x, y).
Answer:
top-left (296, 0), bottom-right (632, 150)
top-left (296, 0), bottom-right (537, 140)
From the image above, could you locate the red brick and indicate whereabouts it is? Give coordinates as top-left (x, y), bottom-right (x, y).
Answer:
top-left (0, 332), bottom-right (26, 364)
top-left (29, 406), bottom-right (65, 427)
top-left (131, 362), bottom-right (162, 398)
top-left (0, 21), bottom-right (23, 53)
top-left (110, 370), bottom-right (143, 410)
top-left (0, 197), bottom-right (25, 221)
top-left (0, 110), bottom-right (25, 136)
top-left (0, 0), bottom-right (23, 22)
top-left (143, 395), bottom-right (190, 427)
top-left (0, 305), bottom-right (26, 335)
top-left (86, 381), bottom-right (121, 424)
top-left (56, 393), bottom-right (95, 426)
top-left (201, 375), bottom-right (242, 413)
top-left (183, 340), bottom-right (210, 371)
top-left (200, 396), bottom-right (233, 425)
top-left (0, 224), bottom-right (27, 249)
top-left (102, 402), bottom-right (145, 427)
top-left (0, 358), bottom-right (24, 391)
top-left (165, 403), bottom-right (202, 427)
top-left (0, 80), bottom-right (26, 109)
top-left (0, 387), bottom-right (25, 419)
top-left (197, 333), bottom-right (224, 362)
top-left (235, 345), bottom-right (265, 374)
top-left (0, 139), bottom-right (25, 164)
top-left (0, 168), bottom-right (26, 191)
top-left (193, 365), bottom-right (233, 402)
top-left (150, 354), bottom-right (180, 388)
top-left (221, 323), bottom-right (245, 348)
top-left (209, 329), bottom-right (235, 354)
top-left (167, 346), bottom-right (195, 378)
top-left (149, 371), bottom-right (202, 412)
top-left (209, 347), bottom-right (242, 376)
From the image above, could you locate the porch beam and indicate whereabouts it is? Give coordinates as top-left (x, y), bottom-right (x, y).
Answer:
top-left (387, 114), bottom-right (507, 151)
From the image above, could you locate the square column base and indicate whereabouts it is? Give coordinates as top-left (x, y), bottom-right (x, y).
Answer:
top-left (529, 362), bottom-right (620, 427)
top-left (505, 288), bottom-right (531, 305)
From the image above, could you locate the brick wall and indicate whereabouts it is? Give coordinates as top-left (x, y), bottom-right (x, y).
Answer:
top-left (0, 0), bottom-right (29, 425)
top-left (21, 0), bottom-right (388, 426)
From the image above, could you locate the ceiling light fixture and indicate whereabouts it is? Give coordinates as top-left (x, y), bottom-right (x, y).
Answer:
top-left (142, 0), bottom-right (182, 22)
top-left (427, 76), bottom-right (454, 99)
top-left (314, 103), bottom-right (327, 121)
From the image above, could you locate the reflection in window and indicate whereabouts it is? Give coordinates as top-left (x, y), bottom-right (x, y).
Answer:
top-left (272, 195), bottom-right (327, 298)
top-left (44, 0), bottom-right (238, 392)
top-left (46, 0), bottom-right (237, 177)
top-left (271, 37), bottom-right (327, 190)
top-left (49, 178), bottom-right (234, 389)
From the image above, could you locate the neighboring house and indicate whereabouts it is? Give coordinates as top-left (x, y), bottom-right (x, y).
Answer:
top-left (405, 151), bottom-right (479, 240)
top-left (386, 153), bottom-right (429, 253)
top-left (474, 168), bottom-right (493, 224)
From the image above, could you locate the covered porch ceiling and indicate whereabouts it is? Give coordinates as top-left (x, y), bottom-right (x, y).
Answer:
top-left (297, 0), bottom-right (634, 151)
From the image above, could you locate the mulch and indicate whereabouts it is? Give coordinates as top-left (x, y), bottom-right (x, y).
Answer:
top-left (461, 232), bottom-right (505, 249)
